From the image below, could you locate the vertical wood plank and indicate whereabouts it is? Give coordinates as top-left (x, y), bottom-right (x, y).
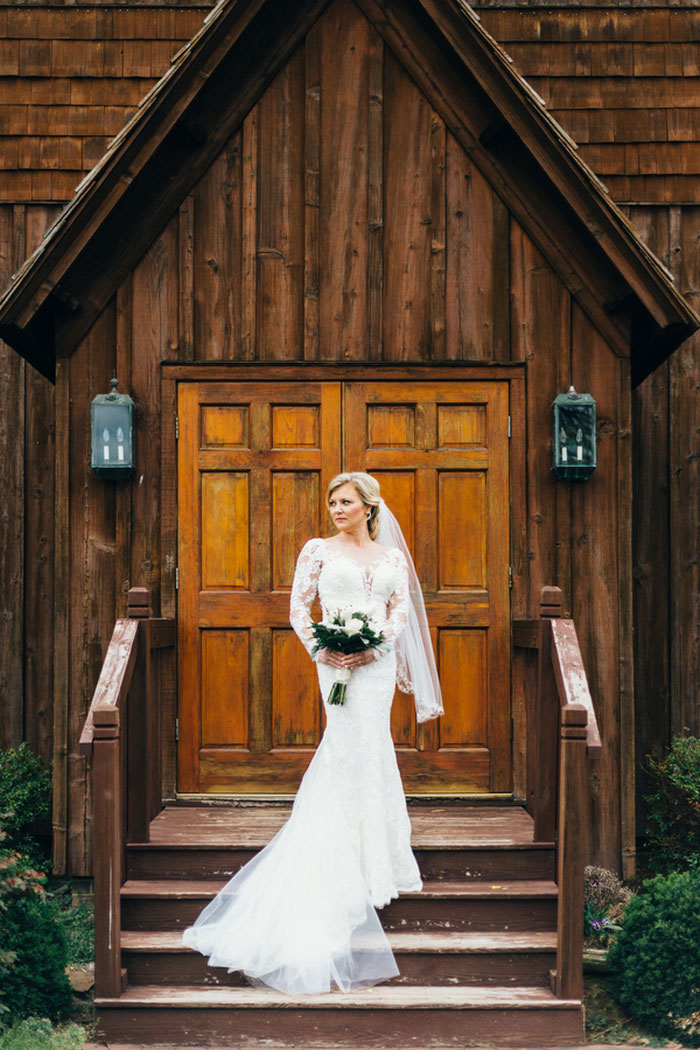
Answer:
top-left (318, 1), bottom-right (373, 361)
top-left (23, 204), bottom-right (60, 768)
top-left (617, 354), bottom-right (635, 879)
top-left (383, 49), bottom-right (442, 360)
top-left (510, 221), bottom-right (570, 614)
top-left (130, 216), bottom-right (178, 616)
top-left (430, 113), bottom-right (446, 361)
top-left (445, 141), bottom-right (506, 362)
top-left (192, 136), bottom-right (243, 361)
top-left (256, 50), bottom-right (305, 360)
top-left (367, 31), bottom-right (383, 361)
top-left (115, 278), bottom-right (133, 617)
top-left (178, 195), bottom-right (195, 362)
top-left (241, 106), bottom-right (258, 361)
top-left (52, 356), bottom-right (70, 874)
top-left (304, 21), bottom-right (321, 362)
top-left (570, 301), bottom-right (621, 872)
top-left (629, 206), bottom-right (671, 835)
top-left (0, 205), bottom-right (24, 750)
top-left (67, 302), bottom-right (117, 875)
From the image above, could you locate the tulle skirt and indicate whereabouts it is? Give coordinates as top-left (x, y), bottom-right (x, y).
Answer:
top-left (182, 655), bottom-right (421, 995)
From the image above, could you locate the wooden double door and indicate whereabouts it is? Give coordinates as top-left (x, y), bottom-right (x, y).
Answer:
top-left (177, 379), bottom-right (511, 795)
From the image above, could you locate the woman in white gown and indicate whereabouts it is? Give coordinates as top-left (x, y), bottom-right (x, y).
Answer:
top-left (182, 472), bottom-right (443, 995)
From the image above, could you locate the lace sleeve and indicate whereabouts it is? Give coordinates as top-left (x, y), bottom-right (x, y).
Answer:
top-left (289, 538), bottom-right (324, 659)
top-left (379, 550), bottom-right (410, 650)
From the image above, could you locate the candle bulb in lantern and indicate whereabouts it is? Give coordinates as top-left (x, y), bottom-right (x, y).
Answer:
top-left (560, 427), bottom-right (568, 462)
top-left (576, 427), bottom-right (583, 461)
top-left (117, 426), bottom-right (125, 462)
top-left (102, 427), bottom-right (110, 462)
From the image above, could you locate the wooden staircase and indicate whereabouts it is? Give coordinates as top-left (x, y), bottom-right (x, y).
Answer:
top-left (94, 803), bottom-right (584, 1046)
top-left (83, 586), bottom-right (600, 1047)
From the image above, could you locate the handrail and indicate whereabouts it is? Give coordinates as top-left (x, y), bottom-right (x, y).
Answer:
top-left (518, 586), bottom-right (601, 1003)
top-left (81, 586), bottom-right (175, 1000)
top-left (78, 618), bottom-right (139, 754)
top-left (550, 619), bottom-right (602, 759)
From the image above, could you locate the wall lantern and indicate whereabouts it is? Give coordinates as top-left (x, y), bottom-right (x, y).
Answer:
top-left (551, 386), bottom-right (597, 481)
top-left (91, 376), bottom-right (135, 481)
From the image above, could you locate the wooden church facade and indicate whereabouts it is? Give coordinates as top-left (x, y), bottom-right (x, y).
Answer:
top-left (0, 0), bottom-right (691, 875)
top-left (1, 0), bottom-right (699, 1040)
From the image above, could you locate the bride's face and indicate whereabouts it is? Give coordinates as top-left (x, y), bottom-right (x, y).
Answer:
top-left (328, 483), bottom-right (369, 536)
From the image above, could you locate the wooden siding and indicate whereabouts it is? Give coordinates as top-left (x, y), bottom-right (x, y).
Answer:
top-left (0, 2), bottom-right (697, 206)
top-left (0, 5), bottom-right (208, 201)
top-left (628, 205), bottom-right (700, 829)
top-left (475, 5), bottom-right (700, 203)
top-left (0, 203), bottom-right (59, 768)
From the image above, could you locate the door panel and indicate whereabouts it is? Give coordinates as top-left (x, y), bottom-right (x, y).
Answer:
top-left (344, 382), bottom-right (511, 792)
top-left (178, 379), bottom-right (510, 794)
top-left (177, 382), bottom-right (341, 793)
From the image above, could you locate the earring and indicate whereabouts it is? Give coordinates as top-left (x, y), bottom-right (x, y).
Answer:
top-left (366, 511), bottom-right (371, 519)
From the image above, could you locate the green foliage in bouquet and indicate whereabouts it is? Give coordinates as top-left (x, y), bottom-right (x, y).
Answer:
top-left (311, 611), bottom-right (385, 705)
top-left (646, 733), bottom-right (700, 874)
top-left (608, 867), bottom-right (700, 1046)
top-left (0, 744), bottom-right (51, 870)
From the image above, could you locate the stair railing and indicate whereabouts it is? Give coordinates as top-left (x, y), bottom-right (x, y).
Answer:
top-left (514, 585), bottom-right (601, 1000)
top-left (79, 586), bottom-right (175, 998)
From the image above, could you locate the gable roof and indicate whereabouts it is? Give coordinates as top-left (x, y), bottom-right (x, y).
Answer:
top-left (0, 0), bottom-right (697, 385)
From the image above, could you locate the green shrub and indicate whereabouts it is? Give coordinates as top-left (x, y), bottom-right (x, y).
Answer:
top-left (56, 897), bottom-right (94, 966)
top-left (0, 892), bottom-right (72, 1024)
top-left (0, 745), bottom-right (51, 871)
top-left (608, 867), bottom-right (700, 1046)
top-left (0, 1019), bottom-right (85, 1050)
top-left (646, 733), bottom-right (700, 874)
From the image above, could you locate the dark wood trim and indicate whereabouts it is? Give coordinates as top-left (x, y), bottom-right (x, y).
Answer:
top-left (160, 375), bottom-right (178, 799)
top-left (51, 357), bottom-right (70, 875)
top-left (161, 362), bottom-right (526, 381)
top-left (616, 355), bottom-right (636, 877)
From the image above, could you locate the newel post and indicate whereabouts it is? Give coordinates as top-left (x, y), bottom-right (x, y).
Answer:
top-left (127, 587), bottom-right (152, 844)
top-left (534, 586), bottom-right (563, 841)
top-left (92, 705), bottom-right (123, 999)
top-left (556, 703), bottom-right (588, 999)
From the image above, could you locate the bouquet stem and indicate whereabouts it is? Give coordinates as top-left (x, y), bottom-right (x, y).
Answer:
top-left (328, 667), bottom-right (351, 706)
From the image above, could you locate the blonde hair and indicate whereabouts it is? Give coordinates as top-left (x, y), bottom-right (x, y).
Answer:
top-left (327, 472), bottom-right (381, 540)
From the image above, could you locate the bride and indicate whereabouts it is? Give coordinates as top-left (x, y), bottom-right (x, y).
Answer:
top-left (182, 471), bottom-right (443, 995)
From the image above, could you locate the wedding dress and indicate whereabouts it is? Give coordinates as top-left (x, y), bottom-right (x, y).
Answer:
top-left (182, 537), bottom-right (422, 995)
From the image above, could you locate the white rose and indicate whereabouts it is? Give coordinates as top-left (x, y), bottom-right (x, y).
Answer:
top-left (341, 617), bottom-right (364, 636)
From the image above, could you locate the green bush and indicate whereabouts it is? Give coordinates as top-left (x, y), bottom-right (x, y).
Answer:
top-left (0, 1019), bottom-right (85, 1050)
top-left (608, 867), bottom-right (700, 1046)
top-left (56, 897), bottom-right (94, 967)
top-left (646, 733), bottom-right (700, 874)
top-left (0, 745), bottom-right (51, 871)
top-left (0, 892), bottom-right (72, 1024)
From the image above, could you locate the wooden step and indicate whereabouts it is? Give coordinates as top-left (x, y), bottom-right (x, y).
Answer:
top-left (126, 842), bottom-right (556, 881)
top-left (95, 983), bottom-right (584, 1046)
top-left (121, 878), bottom-right (558, 932)
top-left (126, 804), bottom-right (555, 882)
top-left (121, 929), bottom-right (557, 987)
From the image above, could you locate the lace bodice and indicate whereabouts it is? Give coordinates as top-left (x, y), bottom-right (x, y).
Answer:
top-left (289, 538), bottom-right (410, 659)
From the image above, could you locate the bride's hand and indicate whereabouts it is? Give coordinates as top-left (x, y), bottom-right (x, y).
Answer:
top-left (317, 649), bottom-right (375, 670)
